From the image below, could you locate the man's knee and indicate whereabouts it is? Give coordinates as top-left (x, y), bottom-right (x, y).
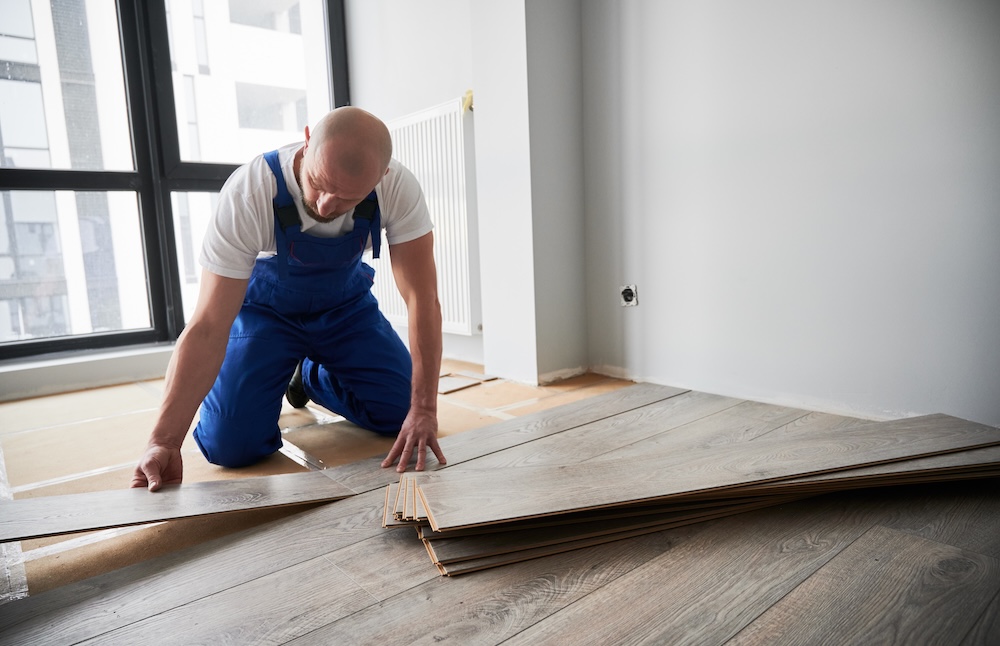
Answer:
top-left (193, 412), bottom-right (282, 468)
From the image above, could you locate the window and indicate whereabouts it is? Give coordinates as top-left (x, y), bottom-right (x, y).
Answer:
top-left (229, 0), bottom-right (303, 34)
top-left (0, 0), bottom-right (348, 360)
top-left (168, 1), bottom-right (333, 164)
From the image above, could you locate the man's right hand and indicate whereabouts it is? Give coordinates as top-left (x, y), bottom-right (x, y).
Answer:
top-left (131, 443), bottom-right (184, 491)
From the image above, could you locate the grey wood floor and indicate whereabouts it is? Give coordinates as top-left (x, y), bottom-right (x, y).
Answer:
top-left (1, 384), bottom-right (998, 645)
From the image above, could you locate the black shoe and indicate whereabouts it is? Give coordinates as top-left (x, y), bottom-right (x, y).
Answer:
top-left (286, 360), bottom-right (309, 408)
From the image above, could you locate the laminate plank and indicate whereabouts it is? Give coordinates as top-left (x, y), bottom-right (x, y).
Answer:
top-left (383, 482), bottom-right (426, 529)
top-left (582, 408), bottom-right (870, 467)
top-left (377, 392), bottom-right (804, 529)
top-left (319, 382), bottom-right (688, 494)
top-left (425, 496), bottom-right (802, 565)
top-left (0, 471), bottom-right (353, 543)
top-left (434, 497), bottom-right (799, 574)
top-left (392, 478), bottom-right (405, 519)
top-left (756, 445), bottom-right (1000, 488)
top-left (500, 492), bottom-right (903, 646)
top-left (726, 470), bottom-right (1000, 500)
top-left (382, 484), bottom-right (397, 527)
top-left (322, 526), bottom-right (445, 602)
top-left (415, 485), bottom-right (428, 521)
top-left (879, 478), bottom-right (1000, 559)
top-left (78, 553), bottom-right (377, 646)
top-left (90, 526), bottom-right (446, 645)
top-left (754, 409), bottom-right (875, 439)
top-left (0, 489), bottom-right (387, 645)
top-left (726, 525), bottom-right (1000, 645)
top-left (437, 391), bottom-right (746, 471)
top-left (397, 403), bottom-right (906, 512)
top-left (415, 495), bottom-right (791, 540)
top-left (403, 474), bottom-right (417, 521)
top-left (283, 531), bottom-right (681, 645)
top-left (437, 375), bottom-right (480, 394)
top-left (418, 414), bottom-right (1000, 531)
top-left (961, 589), bottom-right (1000, 646)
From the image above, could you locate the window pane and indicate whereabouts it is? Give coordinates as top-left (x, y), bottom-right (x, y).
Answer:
top-left (0, 1), bottom-right (133, 170)
top-left (0, 190), bottom-right (150, 343)
top-left (170, 191), bottom-right (218, 322)
top-left (0, 0), bottom-right (36, 64)
top-left (166, 0), bottom-right (331, 164)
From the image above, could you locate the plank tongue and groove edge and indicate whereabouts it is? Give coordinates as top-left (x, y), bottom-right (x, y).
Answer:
top-left (416, 414), bottom-right (1000, 531)
top-left (0, 471), bottom-right (354, 543)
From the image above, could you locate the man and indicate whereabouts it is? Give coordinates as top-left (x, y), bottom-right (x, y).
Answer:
top-left (132, 107), bottom-right (446, 492)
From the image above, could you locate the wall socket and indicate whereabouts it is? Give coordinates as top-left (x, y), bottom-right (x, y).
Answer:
top-left (620, 284), bottom-right (638, 307)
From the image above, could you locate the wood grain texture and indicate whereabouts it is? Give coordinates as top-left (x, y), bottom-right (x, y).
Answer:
top-left (880, 478), bottom-right (1000, 559)
top-left (322, 526), bottom-right (444, 602)
top-left (283, 531), bottom-right (681, 645)
top-left (435, 498), bottom-right (799, 575)
top-left (3, 387), bottom-right (677, 641)
top-left (3, 386), bottom-right (998, 645)
top-left (319, 382), bottom-right (689, 494)
top-left (754, 445), bottom-right (1000, 489)
top-left (415, 495), bottom-right (792, 540)
top-left (726, 525), bottom-right (1000, 646)
top-left (0, 489), bottom-right (387, 645)
top-left (425, 496), bottom-right (800, 565)
top-left (502, 492), bottom-right (901, 646)
top-left (440, 390), bottom-right (746, 471)
top-left (80, 554), bottom-right (377, 646)
top-left (962, 589), bottom-right (1000, 646)
top-left (0, 471), bottom-right (353, 543)
top-left (418, 414), bottom-right (1000, 531)
top-left (88, 509), bottom-right (452, 644)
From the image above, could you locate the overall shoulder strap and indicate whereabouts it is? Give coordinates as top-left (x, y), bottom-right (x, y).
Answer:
top-left (352, 191), bottom-right (382, 259)
top-left (263, 150), bottom-right (300, 231)
top-left (262, 149), bottom-right (296, 279)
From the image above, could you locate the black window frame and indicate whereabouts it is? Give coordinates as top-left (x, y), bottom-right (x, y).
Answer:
top-left (0, 0), bottom-right (350, 361)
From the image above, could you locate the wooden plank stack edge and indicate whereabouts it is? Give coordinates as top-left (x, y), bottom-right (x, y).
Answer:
top-left (382, 412), bottom-right (1000, 576)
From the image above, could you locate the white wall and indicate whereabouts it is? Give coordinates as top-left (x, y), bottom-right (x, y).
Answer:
top-left (583, 0), bottom-right (1000, 426)
top-left (344, 0), bottom-right (1000, 426)
top-left (347, 0), bottom-right (589, 383)
top-left (345, 0), bottom-right (474, 123)
top-left (525, 0), bottom-right (589, 381)
top-left (467, 0), bottom-right (539, 383)
top-left (345, 0), bottom-right (485, 365)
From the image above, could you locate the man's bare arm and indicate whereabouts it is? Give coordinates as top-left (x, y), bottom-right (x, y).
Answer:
top-left (381, 232), bottom-right (445, 472)
top-left (131, 270), bottom-right (248, 490)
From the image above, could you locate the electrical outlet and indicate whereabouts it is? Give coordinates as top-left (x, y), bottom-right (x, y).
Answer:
top-left (620, 284), bottom-right (638, 307)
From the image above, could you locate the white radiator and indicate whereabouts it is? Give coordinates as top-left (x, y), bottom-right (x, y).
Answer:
top-left (372, 97), bottom-right (481, 336)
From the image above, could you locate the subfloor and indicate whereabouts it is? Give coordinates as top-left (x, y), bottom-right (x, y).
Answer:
top-left (0, 359), bottom-right (632, 597)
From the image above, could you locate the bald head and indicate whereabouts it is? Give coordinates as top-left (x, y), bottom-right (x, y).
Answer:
top-left (306, 107), bottom-right (392, 186)
top-left (295, 107), bottom-right (393, 222)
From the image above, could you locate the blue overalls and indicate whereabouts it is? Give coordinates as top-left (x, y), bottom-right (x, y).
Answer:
top-left (192, 149), bottom-right (413, 468)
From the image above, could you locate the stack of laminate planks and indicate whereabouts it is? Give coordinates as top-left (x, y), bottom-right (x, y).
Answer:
top-left (383, 413), bottom-right (1000, 575)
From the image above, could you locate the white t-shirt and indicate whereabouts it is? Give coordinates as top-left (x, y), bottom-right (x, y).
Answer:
top-left (200, 141), bottom-right (433, 280)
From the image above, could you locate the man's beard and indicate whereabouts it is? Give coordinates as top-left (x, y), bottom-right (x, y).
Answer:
top-left (297, 165), bottom-right (338, 223)
top-left (302, 197), bottom-right (336, 223)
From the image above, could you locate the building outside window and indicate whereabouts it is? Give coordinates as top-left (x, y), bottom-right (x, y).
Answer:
top-left (0, 0), bottom-right (339, 350)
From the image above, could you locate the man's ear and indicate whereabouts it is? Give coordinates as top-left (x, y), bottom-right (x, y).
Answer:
top-left (303, 125), bottom-right (311, 148)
